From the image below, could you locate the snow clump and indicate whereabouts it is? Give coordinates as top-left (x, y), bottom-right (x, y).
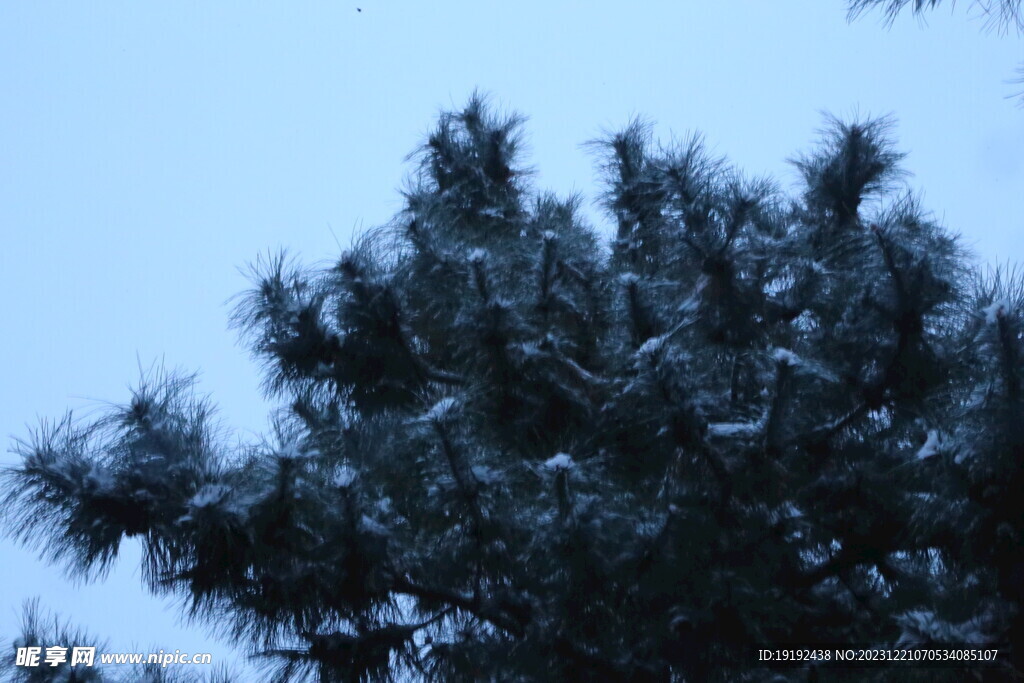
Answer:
top-left (772, 348), bottom-right (802, 367)
top-left (544, 453), bottom-right (574, 471)
top-left (916, 431), bottom-right (941, 460)
top-left (424, 396), bottom-right (458, 422)
top-left (982, 299), bottom-right (1009, 324)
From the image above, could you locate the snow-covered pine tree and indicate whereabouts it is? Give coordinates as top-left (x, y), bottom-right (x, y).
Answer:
top-left (0, 599), bottom-right (236, 682)
top-left (4, 95), bottom-right (1019, 681)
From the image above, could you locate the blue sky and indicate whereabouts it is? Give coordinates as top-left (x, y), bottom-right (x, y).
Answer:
top-left (1, 0), bottom-right (1021, 676)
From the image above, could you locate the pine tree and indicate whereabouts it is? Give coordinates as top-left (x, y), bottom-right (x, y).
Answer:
top-left (847, 0), bottom-right (1024, 103)
top-left (0, 599), bottom-right (236, 682)
top-left (848, 0), bottom-right (1023, 32)
top-left (3, 95), bottom-right (1020, 681)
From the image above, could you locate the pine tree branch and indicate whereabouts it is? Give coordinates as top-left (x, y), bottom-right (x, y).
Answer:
top-left (390, 576), bottom-right (527, 638)
top-left (552, 636), bottom-right (636, 682)
top-left (994, 309), bottom-right (1021, 401)
top-left (801, 402), bottom-right (870, 447)
top-left (418, 361), bottom-right (466, 386)
top-left (764, 355), bottom-right (794, 456)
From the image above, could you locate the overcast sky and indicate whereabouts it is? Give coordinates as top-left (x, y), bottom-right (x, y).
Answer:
top-left (2, 0), bottom-right (1021, 677)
